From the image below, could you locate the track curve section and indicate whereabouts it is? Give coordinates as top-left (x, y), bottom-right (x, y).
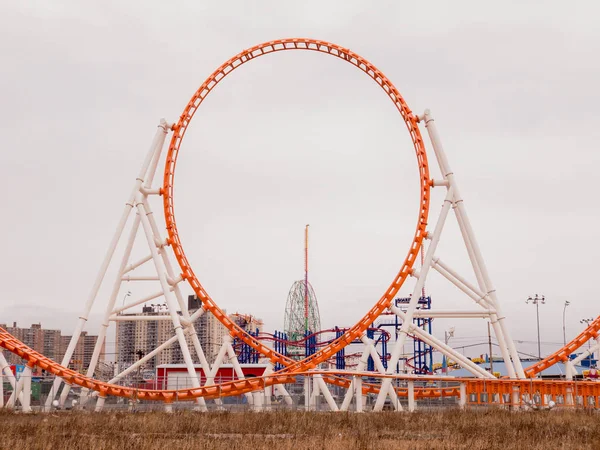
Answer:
top-left (162, 38), bottom-right (431, 372)
top-left (525, 316), bottom-right (600, 377)
top-left (4, 326), bottom-right (600, 406)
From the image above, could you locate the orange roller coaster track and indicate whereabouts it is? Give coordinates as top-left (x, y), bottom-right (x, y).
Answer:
top-left (162, 38), bottom-right (431, 374)
top-left (2, 39), bottom-right (599, 408)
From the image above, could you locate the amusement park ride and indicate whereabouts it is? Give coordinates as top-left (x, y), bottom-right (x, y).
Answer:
top-left (1, 38), bottom-right (600, 412)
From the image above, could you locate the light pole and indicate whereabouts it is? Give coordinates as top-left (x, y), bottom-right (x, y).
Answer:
top-left (444, 327), bottom-right (455, 345)
top-left (122, 291), bottom-right (132, 307)
top-left (562, 301), bottom-right (570, 346)
top-left (580, 318), bottom-right (594, 366)
top-left (526, 294), bottom-right (545, 360)
top-left (443, 327), bottom-right (455, 373)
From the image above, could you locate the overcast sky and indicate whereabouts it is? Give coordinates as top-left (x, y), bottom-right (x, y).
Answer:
top-left (1, 1), bottom-right (599, 360)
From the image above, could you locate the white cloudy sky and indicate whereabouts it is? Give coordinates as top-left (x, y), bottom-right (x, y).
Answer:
top-left (1, 0), bottom-right (599, 360)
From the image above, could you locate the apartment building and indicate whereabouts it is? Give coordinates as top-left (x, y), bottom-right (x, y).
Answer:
top-left (114, 296), bottom-right (262, 373)
top-left (0, 322), bottom-right (102, 370)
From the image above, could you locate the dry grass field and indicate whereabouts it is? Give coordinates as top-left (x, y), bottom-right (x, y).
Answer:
top-left (1, 409), bottom-right (599, 450)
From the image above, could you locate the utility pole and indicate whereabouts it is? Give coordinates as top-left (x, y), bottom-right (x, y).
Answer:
top-left (304, 224), bottom-right (309, 337)
top-left (563, 301), bottom-right (570, 346)
top-left (487, 322), bottom-right (494, 374)
top-left (526, 294), bottom-right (545, 360)
top-left (443, 327), bottom-right (455, 373)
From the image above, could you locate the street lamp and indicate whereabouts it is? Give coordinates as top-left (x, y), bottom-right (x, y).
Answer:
top-left (445, 327), bottom-right (455, 345)
top-left (526, 294), bottom-right (545, 360)
top-left (563, 301), bottom-right (570, 346)
top-left (442, 327), bottom-right (455, 374)
top-left (122, 291), bottom-right (132, 307)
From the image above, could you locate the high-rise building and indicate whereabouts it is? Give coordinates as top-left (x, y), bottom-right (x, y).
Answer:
top-left (0, 322), bottom-right (102, 370)
top-left (114, 305), bottom-right (176, 372)
top-left (60, 332), bottom-right (104, 372)
top-left (188, 296), bottom-right (228, 364)
top-left (114, 300), bottom-right (228, 372)
top-left (113, 297), bottom-right (265, 373)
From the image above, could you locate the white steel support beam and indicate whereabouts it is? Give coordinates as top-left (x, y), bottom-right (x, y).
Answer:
top-left (374, 186), bottom-right (455, 411)
top-left (421, 109), bottom-right (524, 379)
top-left (135, 197), bottom-right (206, 410)
top-left (0, 364), bottom-right (3, 408)
top-left (459, 383), bottom-right (467, 409)
top-left (431, 258), bottom-right (494, 309)
top-left (141, 195), bottom-right (215, 391)
top-left (21, 365), bottom-right (32, 413)
top-left (362, 334), bottom-right (402, 411)
top-left (122, 253), bottom-right (154, 274)
top-left (309, 373), bottom-right (320, 411)
top-left (223, 336), bottom-right (253, 405)
top-left (109, 315), bottom-right (174, 321)
top-left (0, 354), bottom-right (24, 409)
top-left (45, 119), bottom-right (171, 411)
top-left (112, 289), bottom-right (169, 315)
top-left (407, 380), bottom-right (415, 412)
top-left (392, 305), bottom-right (493, 378)
top-left (314, 374), bottom-right (339, 411)
top-left (411, 310), bottom-right (493, 318)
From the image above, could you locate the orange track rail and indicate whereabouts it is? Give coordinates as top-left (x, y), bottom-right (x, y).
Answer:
top-left (3, 326), bottom-right (600, 404)
top-left (162, 38), bottom-right (430, 374)
top-left (524, 316), bottom-right (600, 377)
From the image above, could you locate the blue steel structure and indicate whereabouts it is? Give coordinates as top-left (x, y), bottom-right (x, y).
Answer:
top-left (335, 327), bottom-right (345, 370)
top-left (234, 328), bottom-right (260, 364)
top-left (273, 331), bottom-right (288, 371)
top-left (376, 296), bottom-right (433, 373)
top-left (366, 326), bottom-right (389, 371)
top-left (399, 296), bottom-right (433, 373)
top-left (305, 330), bottom-right (317, 358)
top-left (237, 297), bottom-right (431, 373)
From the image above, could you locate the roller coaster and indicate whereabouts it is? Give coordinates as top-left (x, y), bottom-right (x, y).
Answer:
top-left (1, 38), bottom-right (600, 412)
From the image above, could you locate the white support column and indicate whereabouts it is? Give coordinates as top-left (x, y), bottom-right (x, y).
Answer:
top-left (273, 383), bottom-right (293, 406)
top-left (459, 383), bottom-right (467, 409)
top-left (84, 214), bottom-right (141, 391)
top-left (21, 365), bottom-right (32, 413)
top-left (94, 396), bottom-right (106, 412)
top-left (0, 364), bottom-right (3, 408)
top-left (315, 374), bottom-right (339, 412)
top-left (224, 336), bottom-right (253, 405)
top-left (363, 334), bottom-right (402, 411)
top-left (11, 370), bottom-right (27, 410)
top-left (262, 365), bottom-right (273, 411)
top-left (421, 109), bottom-right (524, 379)
top-left (58, 382), bottom-right (71, 408)
top-left (355, 376), bottom-right (363, 413)
top-left (309, 373), bottom-right (320, 411)
top-left (138, 191), bottom-right (220, 407)
top-left (46, 120), bottom-right (171, 410)
top-left (304, 375), bottom-right (310, 411)
top-left (407, 380), bottom-right (415, 412)
top-left (375, 187), bottom-right (456, 412)
top-left (0, 353), bottom-right (23, 408)
top-left (135, 197), bottom-right (205, 411)
top-left (141, 197), bottom-right (214, 378)
top-left (341, 344), bottom-right (370, 411)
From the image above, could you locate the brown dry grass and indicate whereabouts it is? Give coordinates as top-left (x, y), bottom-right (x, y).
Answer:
top-left (0, 409), bottom-right (598, 450)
